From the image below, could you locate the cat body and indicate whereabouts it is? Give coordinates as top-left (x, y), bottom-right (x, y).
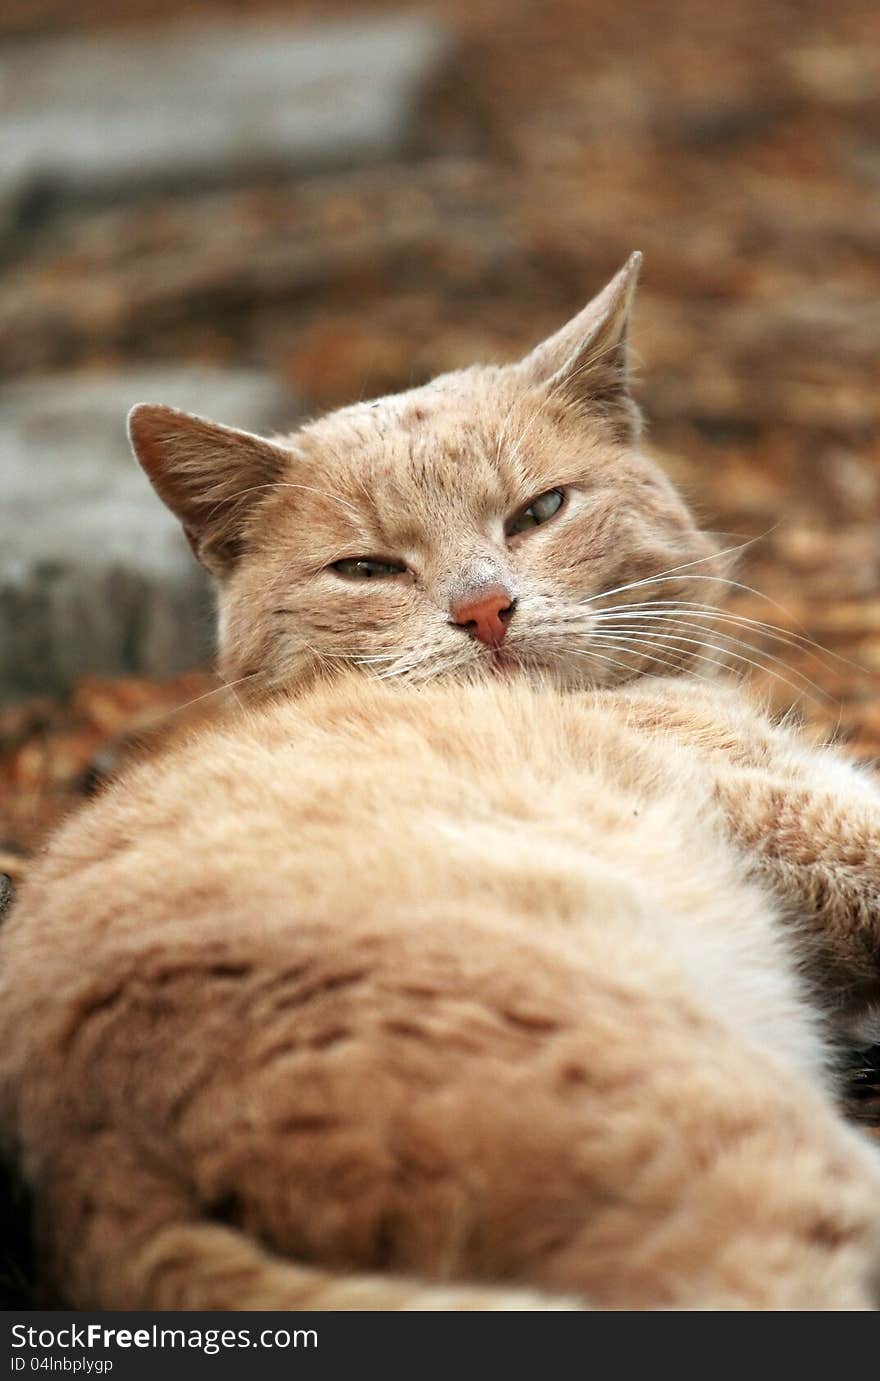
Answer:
top-left (2, 673), bottom-right (880, 1309)
top-left (2, 257), bottom-right (879, 1309)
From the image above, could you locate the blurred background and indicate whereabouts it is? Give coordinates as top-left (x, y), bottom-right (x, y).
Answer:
top-left (1, 0), bottom-right (879, 879)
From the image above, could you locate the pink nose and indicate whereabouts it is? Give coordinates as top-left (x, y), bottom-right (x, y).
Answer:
top-left (450, 585), bottom-right (516, 648)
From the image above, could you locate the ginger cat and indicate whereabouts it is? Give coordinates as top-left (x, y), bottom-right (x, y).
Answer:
top-left (1, 257), bottom-right (879, 1310)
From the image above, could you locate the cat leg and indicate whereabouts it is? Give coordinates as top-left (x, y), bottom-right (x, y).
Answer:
top-left (613, 679), bottom-right (880, 1032)
top-left (711, 769), bottom-right (880, 1033)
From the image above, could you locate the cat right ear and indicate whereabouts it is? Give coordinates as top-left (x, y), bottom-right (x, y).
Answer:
top-left (128, 404), bottom-right (291, 578)
top-left (516, 253), bottom-right (642, 440)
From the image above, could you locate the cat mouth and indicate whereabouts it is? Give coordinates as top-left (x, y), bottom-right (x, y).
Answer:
top-left (487, 648), bottom-right (520, 674)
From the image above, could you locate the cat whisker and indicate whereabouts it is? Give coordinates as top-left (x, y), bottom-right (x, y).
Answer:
top-left (586, 627), bottom-right (829, 705)
top-left (579, 644), bottom-right (720, 688)
top-left (205, 480), bottom-right (363, 528)
top-left (542, 330), bottom-right (639, 403)
top-left (581, 636), bottom-right (744, 691)
top-left (375, 653), bottom-right (434, 682)
top-left (581, 535), bottom-right (762, 609)
top-left (266, 633), bottom-right (405, 669)
top-left (351, 654), bottom-right (412, 666)
top-left (587, 568), bottom-right (823, 649)
top-left (590, 600), bottom-right (861, 675)
top-left (589, 629), bottom-right (740, 681)
top-left (158, 670), bottom-right (265, 720)
top-left (503, 371), bottom-right (572, 470)
top-left (494, 387), bottom-right (529, 469)
top-left (589, 615), bottom-right (835, 699)
top-left (559, 642), bottom-right (658, 684)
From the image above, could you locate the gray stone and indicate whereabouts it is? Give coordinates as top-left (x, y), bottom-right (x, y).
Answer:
top-left (0, 369), bottom-right (297, 700)
top-left (0, 17), bottom-right (453, 227)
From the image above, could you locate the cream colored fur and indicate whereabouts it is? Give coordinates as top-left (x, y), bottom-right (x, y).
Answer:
top-left (1, 258), bottom-right (879, 1309)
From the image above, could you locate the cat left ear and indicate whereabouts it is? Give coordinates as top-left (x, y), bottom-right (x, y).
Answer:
top-left (518, 251), bottom-right (642, 439)
top-left (128, 404), bottom-right (291, 578)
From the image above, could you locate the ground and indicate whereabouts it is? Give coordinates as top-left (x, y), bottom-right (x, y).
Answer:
top-left (2, 0), bottom-right (879, 870)
top-left (0, 0), bottom-right (878, 1306)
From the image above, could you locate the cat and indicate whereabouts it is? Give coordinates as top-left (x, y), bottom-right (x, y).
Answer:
top-left (1, 256), bottom-right (879, 1311)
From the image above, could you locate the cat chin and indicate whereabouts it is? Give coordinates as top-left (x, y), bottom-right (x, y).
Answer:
top-left (467, 653), bottom-right (610, 692)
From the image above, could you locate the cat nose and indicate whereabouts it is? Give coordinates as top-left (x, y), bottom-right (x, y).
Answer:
top-left (450, 585), bottom-right (516, 648)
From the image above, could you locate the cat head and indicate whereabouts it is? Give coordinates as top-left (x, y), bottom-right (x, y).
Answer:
top-left (129, 254), bottom-right (725, 699)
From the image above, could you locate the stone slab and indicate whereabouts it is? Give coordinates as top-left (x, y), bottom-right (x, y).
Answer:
top-left (0, 369), bottom-right (297, 699)
top-left (0, 17), bottom-right (453, 227)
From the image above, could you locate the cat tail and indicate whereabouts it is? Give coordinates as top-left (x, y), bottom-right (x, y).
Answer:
top-left (125, 1221), bottom-right (582, 1311)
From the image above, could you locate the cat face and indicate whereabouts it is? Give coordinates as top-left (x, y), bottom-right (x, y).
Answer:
top-left (130, 255), bottom-right (723, 698)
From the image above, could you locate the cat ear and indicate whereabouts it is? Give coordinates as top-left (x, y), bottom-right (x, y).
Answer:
top-left (518, 252), bottom-right (642, 439)
top-left (128, 404), bottom-right (291, 577)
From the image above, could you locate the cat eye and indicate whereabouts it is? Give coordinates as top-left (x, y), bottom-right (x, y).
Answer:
top-left (505, 487), bottom-right (566, 537)
top-left (332, 557), bottom-right (407, 580)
